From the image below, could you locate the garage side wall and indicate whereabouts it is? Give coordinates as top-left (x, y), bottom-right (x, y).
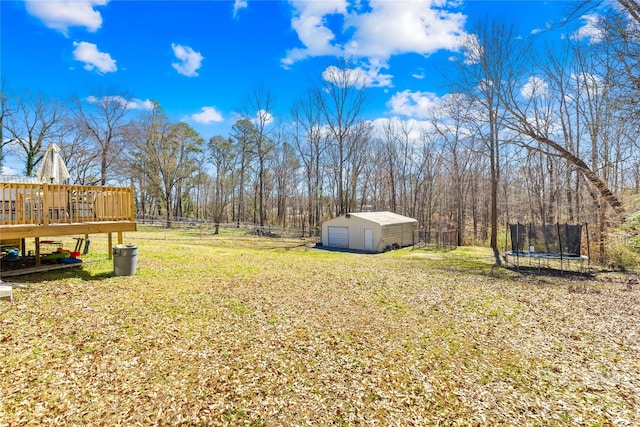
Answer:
top-left (380, 222), bottom-right (418, 250)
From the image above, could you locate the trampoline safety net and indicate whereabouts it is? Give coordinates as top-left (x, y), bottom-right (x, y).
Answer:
top-left (508, 223), bottom-right (584, 256)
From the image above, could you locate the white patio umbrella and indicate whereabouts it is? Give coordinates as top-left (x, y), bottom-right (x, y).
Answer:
top-left (36, 143), bottom-right (70, 184)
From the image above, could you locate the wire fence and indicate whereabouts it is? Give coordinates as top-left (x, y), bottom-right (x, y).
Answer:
top-left (413, 229), bottom-right (458, 251)
top-left (135, 215), bottom-right (320, 240)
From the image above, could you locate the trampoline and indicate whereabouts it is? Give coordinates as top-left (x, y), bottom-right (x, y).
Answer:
top-left (505, 223), bottom-right (590, 273)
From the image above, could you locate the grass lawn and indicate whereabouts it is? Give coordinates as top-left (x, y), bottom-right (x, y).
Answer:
top-left (1, 227), bottom-right (639, 426)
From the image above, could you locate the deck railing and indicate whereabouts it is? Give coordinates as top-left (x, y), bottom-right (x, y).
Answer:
top-left (0, 182), bottom-right (135, 226)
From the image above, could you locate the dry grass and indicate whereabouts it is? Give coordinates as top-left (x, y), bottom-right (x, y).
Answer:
top-left (1, 227), bottom-right (639, 426)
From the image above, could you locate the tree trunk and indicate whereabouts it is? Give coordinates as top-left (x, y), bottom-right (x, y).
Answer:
top-left (527, 133), bottom-right (624, 217)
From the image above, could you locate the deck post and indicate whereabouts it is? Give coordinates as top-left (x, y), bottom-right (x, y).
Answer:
top-left (129, 185), bottom-right (135, 222)
top-left (108, 233), bottom-right (113, 260)
top-left (117, 231), bottom-right (123, 245)
top-left (35, 237), bottom-right (40, 266)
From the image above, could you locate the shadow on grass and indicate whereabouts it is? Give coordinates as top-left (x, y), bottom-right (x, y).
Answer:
top-left (407, 247), bottom-right (595, 283)
top-left (3, 264), bottom-right (116, 284)
top-left (309, 244), bottom-right (374, 255)
top-left (504, 264), bottom-right (595, 279)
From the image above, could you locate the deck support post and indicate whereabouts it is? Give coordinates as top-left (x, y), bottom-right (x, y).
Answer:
top-left (108, 233), bottom-right (113, 260)
top-left (35, 237), bottom-right (40, 266)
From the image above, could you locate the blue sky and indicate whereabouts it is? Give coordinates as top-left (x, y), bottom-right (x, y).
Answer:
top-left (1, 0), bottom-right (596, 164)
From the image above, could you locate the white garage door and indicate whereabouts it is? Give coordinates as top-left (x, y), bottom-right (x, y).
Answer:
top-left (328, 226), bottom-right (349, 248)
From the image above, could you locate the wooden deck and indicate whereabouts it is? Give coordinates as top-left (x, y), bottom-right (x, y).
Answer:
top-left (1, 182), bottom-right (137, 270)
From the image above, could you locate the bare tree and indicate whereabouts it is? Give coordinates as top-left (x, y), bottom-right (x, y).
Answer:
top-left (272, 130), bottom-right (300, 227)
top-left (457, 19), bottom-right (516, 264)
top-left (231, 118), bottom-right (258, 224)
top-left (497, 13), bottom-right (624, 222)
top-left (188, 170), bottom-right (212, 221)
top-left (430, 93), bottom-right (477, 245)
top-left (394, 119), bottom-right (418, 216)
top-left (71, 89), bottom-right (132, 185)
top-left (290, 89), bottom-right (327, 232)
top-left (129, 103), bottom-right (203, 226)
top-left (3, 91), bottom-right (63, 176)
top-left (208, 135), bottom-right (235, 228)
top-left (242, 88), bottom-right (276, 227)
top-left (497, 51), bottom-right (625, 219)
top-left (379, 119), bottom-right (403, 213)
top-left (0, 79), bottom-right (13, 172)
top-left (415, 130), bottom-right (443, 232)
top-left (344, 121), bottom-right (372, 212)
top-left (315, 64), bottom-right (368, 215)
top-left (55, 116), bottom-right (101, 184)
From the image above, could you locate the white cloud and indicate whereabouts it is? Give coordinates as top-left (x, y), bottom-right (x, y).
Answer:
top-left (171, 44), bottom-right (204, 77)
top-left (283, 0), bottom-right (467, 70)
top-left (0, 164), bottom-right (19, 175)
top-left (87, 95), bottom-right (154, 110)
top-left (360, 58), bottom-right (394, 88)
top-left (72, 41), bottom-right (117, 73)
top-left (252, 109), bottom-right (274, 125)
top-left (86, 95), bottom-right (102, 104)
top-left (371, 117), bottom-right (424, 144)
top-left (127, 98), bottom-right (155, 110)
top-left (192, 106), bottom-right (223, 124)
top-left (322, 65), bottom-right (367, 87)
top-left (322, 63), bottom-right (393, 88)
top-left (571, 72), bottom-right (603, 96)
top-left (233, 0), bottom-right (248, 18)
top-left (282, 1), bottom-right (346, 67)
top-left (461, 33), bottom-right (482, 65)
top-left (25, 0), bottom-right (108, 35)
top-left (346, 1), bottom-right (466, 58)
top-left (571, 14), bottom-right (605, 44)
top-left (521, 76), bottom-right (548, 99)
top-left (387, 90), bottom-right (441, 119)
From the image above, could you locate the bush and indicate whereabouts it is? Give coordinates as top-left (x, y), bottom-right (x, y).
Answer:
top-left (607, 237), bottom-right (640, 271)
top-left (607, 205), bottom-right (640, 271)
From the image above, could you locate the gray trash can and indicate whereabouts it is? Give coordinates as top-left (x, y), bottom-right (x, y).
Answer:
top-left (113, 244), bottom-right (138, 276)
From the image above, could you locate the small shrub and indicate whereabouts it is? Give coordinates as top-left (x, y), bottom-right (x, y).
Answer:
top-left (607, 236), bottom-right (639, 271)
top-left (607, 207), bottom-right (640, 271)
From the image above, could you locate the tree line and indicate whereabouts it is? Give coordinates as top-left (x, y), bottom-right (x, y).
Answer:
top-left (1, 7), bottom-right (639, 263)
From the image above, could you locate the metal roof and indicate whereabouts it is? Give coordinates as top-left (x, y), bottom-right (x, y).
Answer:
top-left (0, 175), bottom-right (40, 184)
top-left (347, 211), bottom-right (417, 225)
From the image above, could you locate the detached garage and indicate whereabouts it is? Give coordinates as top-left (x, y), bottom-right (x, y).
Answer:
top-left (321, 211), bottom-right (418, 253)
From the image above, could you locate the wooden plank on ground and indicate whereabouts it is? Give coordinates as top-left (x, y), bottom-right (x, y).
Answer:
top-left (0, 262), bottom-right (82, 279)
